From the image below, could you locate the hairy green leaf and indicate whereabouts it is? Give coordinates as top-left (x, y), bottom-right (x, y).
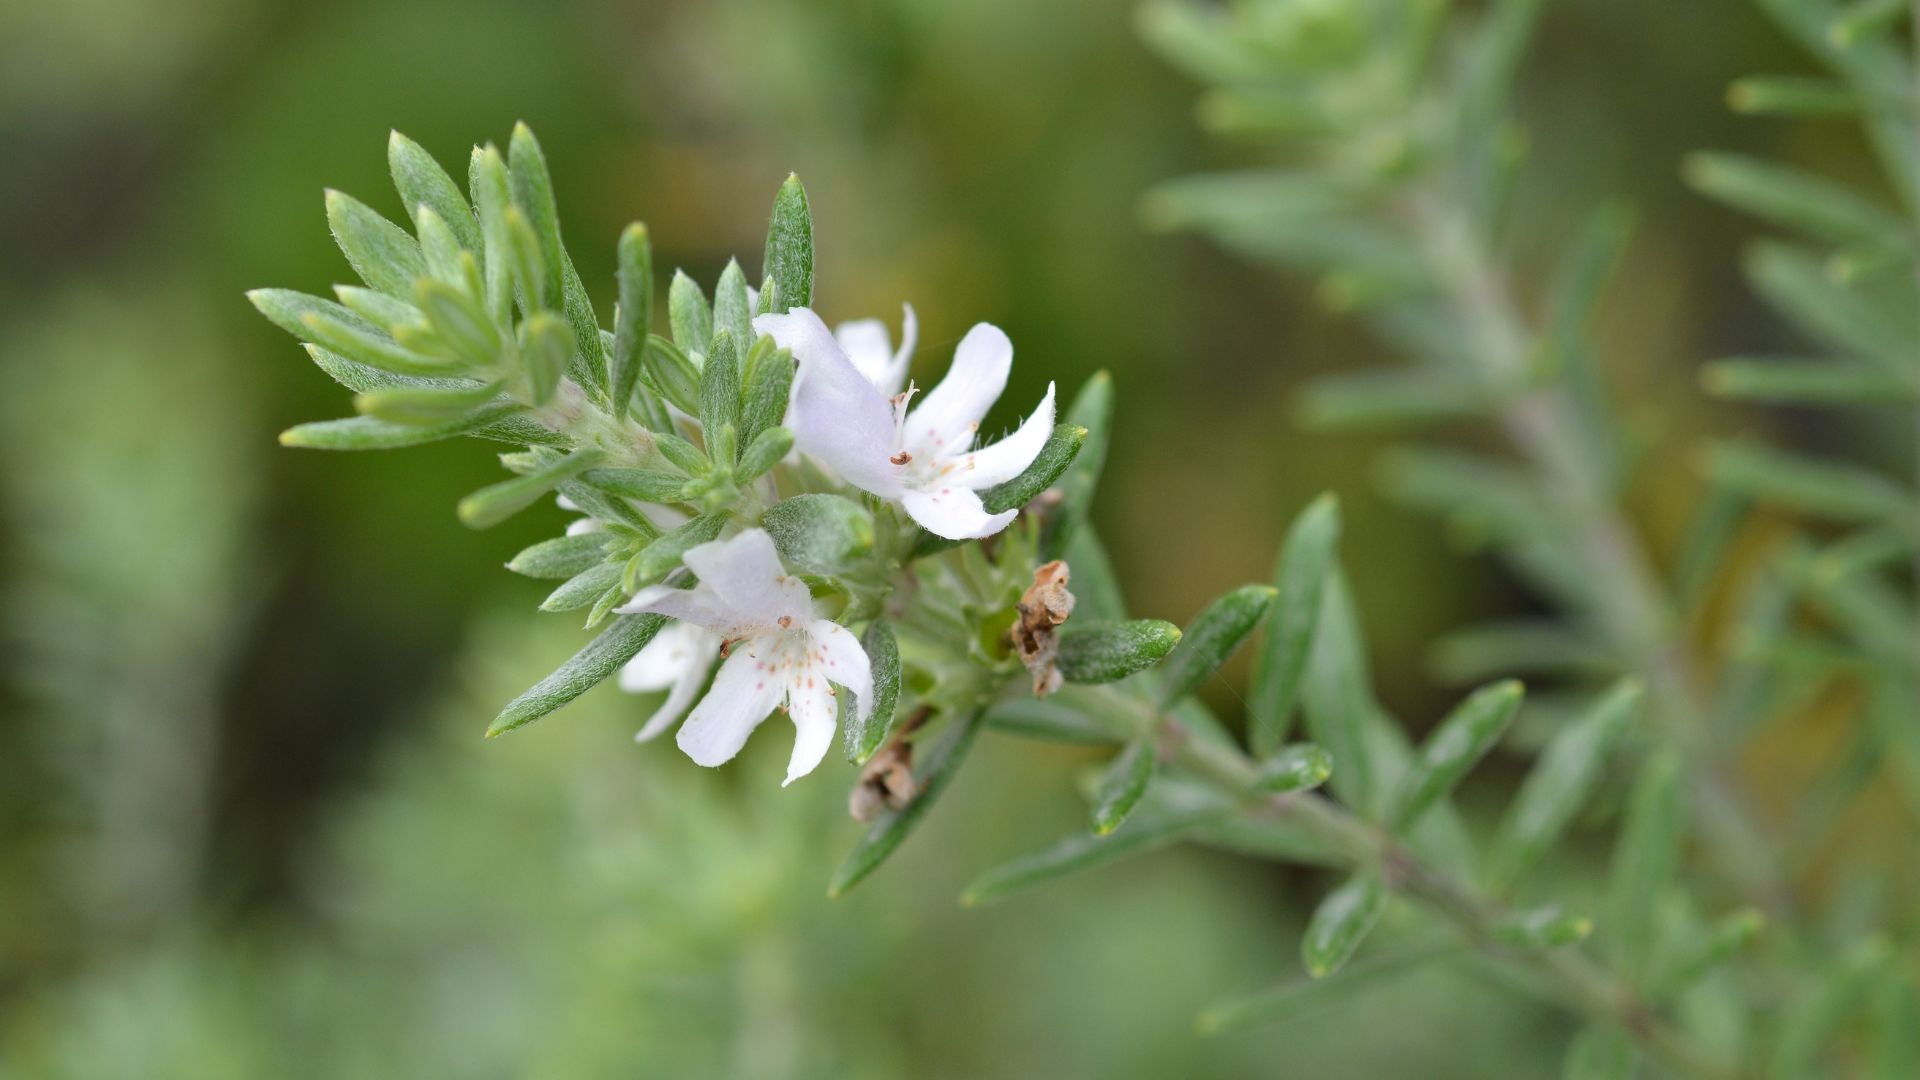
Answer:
top-left (488, 613), bottom-right (667, 737)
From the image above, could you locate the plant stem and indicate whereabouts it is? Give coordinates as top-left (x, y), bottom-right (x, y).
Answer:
top-left (1161, 718), bottom-right (1742, 1080)
top-left (1411, 195), bottom-right (1791, 914)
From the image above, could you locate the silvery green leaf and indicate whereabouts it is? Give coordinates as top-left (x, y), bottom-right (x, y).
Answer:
top-left (668, 270), bottom-right (711, 353)
top-left (1489, 905), bottom-right (1593, 949)
top-left (507, 534), bottom-right (609, 580)
top-left (736, 427), bottom-right (793, 482)
top-left (1057, 619), bottom-right (1182, 684)
top-left (761, 173), bottom-right (813, 313)
top-left (844, 621), bottom-right (900, 765)
top-left (1295, 367), bottom-right (1496, 429)
top-left (1604, 750), bottom-right (1685, 980)
top-left (354, 380), bottom-right (504, 426)
top-left (652, 430), bottom-right (709, 475)
top-left (1702, 357), bottom-right (1915, 406)
top-left (457, 449), bottom-right (602, 530)
top-left (488, 613), bottom-right (667, 737)
top-left (1301, 874), bottom-right (1386, 979)
top-left (828, 711), bottom-right (982, 897)
top-left (912, 424), bottom-right (1085, 557)
top-left (505, 122), bottom-right (566, 311)
top-left (1652, 908), bottom-right (1763, 1000)
top-left (961, 783), bottom-right (1233, 907)
top-left (1726, 75), bottom-right (1858, 116)
top-left (1488, 678), bottom-right (1640, 887)
top-left (540, 561), bottom-right (624, 613)
top-left (1771, 938), bottom-right (1893, 1079)
top-left (982, 697), bottom-right (1123, 746)
top-left (469, 144), bottom-right (515, 322)
top-left (644, 333), bottom-right (703, 417)
top-left (1256, 743), bottom-right (1333, 793)
top-left (412, 205), bottom-right (465, 284)
top-left (1157, 583), bottom-right (1276, 707)
top-left (516, 312), bottom-right (575, 407)
top-left (325, 189), bottom-right (425, 298)
top-left (1386, 679), bottom-right (1522, 832)
top-left (1299, 572), bottom-right (1377, 815)
top-left (1091, 737), bottom-right (1155, 835)
top-left (761, 494), bottom-right (875, 576)
top-left (1195, 946), bottom-right (1454, 1035)
top-left (624, 513), bottom-right (728, 591)
top-left (1250, 493), bottom-right (1339, 755)
top-left (712, 258), bottom-right (754, 359)
top-left (1686, 151), bottom-right (1911, 251)
top-left (701, 329), bottom-right (742, 457)
top-left (558, 255), bottom-right (608, 398)
top-left (389, 130), bottom-right (480, 251)
top-left (1705, 440), bottom-right (1916, 527)
top-left (279, 405), bottom-right (530, 451)
top-left (332, 284), bottom-right (420, 329)
top-left (502, 207), bottom-right (549, 317)
top-left (610, 223), bottom-right (652, 422)
top-left (412, 276), bottom-right (501, 365)
top-left (738, 336), bottom-right (795, 449)
top-left (581, 467), bottom-right (693, 503)
top-left (299, 309), bottom-right (461, 377)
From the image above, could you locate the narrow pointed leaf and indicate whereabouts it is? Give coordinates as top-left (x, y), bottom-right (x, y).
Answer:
top-left (1091, 737), bottom-right (1156, 835)
top-left (1490, 678), bottom-right (1641, 887)
top-left (488, 613), bottom-right (667, 736)
top-left (508, 533), bottom-right (610, 579)
top-left (1299, 572), bottom-right (1376, 811)
top-left (1387, 680), bottom-right (1523, 832)
top-left (736, 426), bottom-right (793, 482)
top-left (610, 223), bottom-right (653, 421)
top-left (1652, 908), bottom-right (1764, 999)
top-left (1251, 494), bottom-right (1340, 754)
top-left (963, 788), bottom-right (1233, 907)
top-left (1057, 619), bottom-right (1182, 684)
top-left (1702, 357), bottom-right (1914, 405)
top-left (1157, 584), bottom-right (1277, 707)
top-left (389, 131), bottom-right (479, 250)
top-left (1490, 905), bottom-right (1593, 949)
top-left (1302, 874), bottom-right (1387, 978)
top-left (517, 312), bottom-right (575, 407)
top-left (712, 258), bottom-right (754, 360)
top-left (828, 711), bottom-right (983, 897)
top-left (470, 145), bottom-right (515, 323)
top-left (280, 405), bottom-right (529, 451)
top-left (761, 174), bottom-right (813, 313)
top-left (626, 513), bottom-right (728, 589)
top-left (354, 380), bottom-right (504, 425)
top-left (738, 336), bottom-right (796, 448)
top-left (1604, 750), bottom-right (1686, 978)
top-left (457, 449), bottom-right (602, 529)
top-left (325, 189), bottom-right (425, 298)
top-left (645, 334), bottom-right (703, 416)
top-left (983, 697), bottom-right (1123, 745)
top-left (581, 467), bottom-right (693, 503)
top-left (1197, 946), bottom-right (1454, 1035)
top-left (540, 561), bottom-right (625, 613)
top-left (1256, 743), bottom-right (1333, 793)
top-left (667, 270), bottom-right (711, 353)
top-left (701, 329), bottom-right (742, 456)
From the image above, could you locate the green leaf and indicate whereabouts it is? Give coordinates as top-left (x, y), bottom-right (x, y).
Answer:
top-left (1299, 571), bottom-right (1376, 812)
top-left (1686, 151), bottom-right (1912, 251)
top-left (1091, 737), bottom-right (1156, 835)
top-left (389, 130), bottom-right (479, 251)
top-left (844, 622), bottom-right (901, 765)
top-left (625, 513), bottom-right (728, 590)
top-left (701, 329), bottom-right (743, 457)
top-left (610, 223), bottom-right (653, 422)
top-left (501, 207), bottom-right (550, 318)
top-left (1302, 874), bottom-right (1387, 979)
top-left (738, 337), bottom-right (796, 448)
top-left (1652, 908), bottom-right (1763, 999)
top-left (1057, 619), bottom-right (1182, 684)
top-left (487, 613), bottom-right (667, 737)
top-left (1386, 680), bottom-right (1523, 832)
top-left (558, 256), bottom-right (608, 398)
top-left (962, 784), bottom-right (1233, 907)
top-left (279, 406), bottom-right (529, 451)
top-left (1702, 357), bottom-right (1915, 405)
top-left (1490, 905), bottom-right (1593, 949)
top-left (645, 334), bottom-right (704, 417)
top-left (540, 561), bottom-right (625, 613)
top-left (555, 475), bottom-right (658, 537)
top-left (668, 270), bottom-right (712, 353)
top-left (354, 380), bottom-right (504, 425)
top-left (912, 424), bottom-right (1086, 557)
top-left (581, 467), bottom-right (692, 503)
top-left (653, 430), bottom-right (709, 475)
top-left (1705, 440), bottom-right (1915, 526)
top-left (1062, 527), bottom-right (1129, 622)
top-left (1251, 494), bottom-right (1341, 755)
top-left (1043, 370), bottom-right (1113, 558)
top-left (828, 711), bottom-right (982, 897)
top-left (761, 173), bottom-right (813, 313)
top-left (1489, 678), bottom-right (1641, 887)
top-left (325, 189), bottom-right (425, 298)
top-left (1746, 242), bottom-right (1915, 367)
top-left (1256, 743), bottom-right (1333, 793)
top-left (1427, 619), bottom-right (1618, 685)
top-left (411, 205), bottom-right (465, 284)
top-left (761, 494), bottom-right (875, 576)
top-left (470, 144), bottom-right (515, 323)
top-left (1295, 368), bottom-right (1497, 429)
top-left (1727, 75), bottom-right (1860, 116)
top-left (300, 309), bottom-right (458, 378)
top-left (457, 449), bottom-right (602, 529)
top-left (505, 122), bottom-right (566, 312)
top-left (1157, 583), bottom-right (1276, 707)
top-left (712, 258), bottom-right (755, 360)
top-left (1604, 750), bottom-right (1686, 979)
top-left (1771, 938), bottom-right (1893, 1079)
top-left (332, 284), bottom-right (419, 329)
top-left (736, 427), bottom-right (793, 482)
top-left (507, 533), bottom-right (610, 579)
top-left (412, 276), bottom-right (501, 365)
top-left (517, 312), bottom-right (575, 407)
top-left (1196, 946), bottom-right (1454, 1036)
top-left (982, 697), bottom-right (1123, 746)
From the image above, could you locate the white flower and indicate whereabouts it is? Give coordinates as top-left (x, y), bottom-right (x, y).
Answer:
top-left (618, 619), bottom-right (720, 742)
top-left (754, 307), bottom-right (1055, 541)
top-left (615, 528), bottom-right (871, 785)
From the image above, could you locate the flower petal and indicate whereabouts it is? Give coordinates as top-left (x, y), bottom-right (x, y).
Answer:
top-left (675, 645), bottom-right (784, 768)
top-left (901, 485), bottom-right (1018, 540)
top-left (835, 318), bottom-right (895, 389)
top-left (783, 668), bottom-right (838, 786)
top-left (566, 516), bottom-right (604, 537)
top-left (902, 322), bottom-right (1011, 461)
top-left (618, 620), bottom-right (713, 691)
top-left (615, 583), bottom-right (750, 637)
top-left (680, 528), bottom-right (812, 628)
top-left (633, 658), bottom-right (711, 743)
top-left (756, 308), bottom-right (902, 496)
top-left (810, 620), bottom-right (873, 723)
top-left (951, 381), bottom-right (1055, 491)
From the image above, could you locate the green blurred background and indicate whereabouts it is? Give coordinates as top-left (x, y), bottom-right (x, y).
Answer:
top-left (0, 0), bottom-right (1889, 1075)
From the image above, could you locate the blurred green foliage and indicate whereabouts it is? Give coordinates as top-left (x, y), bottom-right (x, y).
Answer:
top-left (0, 0), bottom-right (1903, 1075)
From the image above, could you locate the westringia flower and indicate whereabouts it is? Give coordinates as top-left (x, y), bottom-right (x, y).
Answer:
top-left (754, 307), bottom-right (1055, 540)
top-left (615, 528), bottom-right (871, 784)
top-left (618, 619), bottom-right (720, 743)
